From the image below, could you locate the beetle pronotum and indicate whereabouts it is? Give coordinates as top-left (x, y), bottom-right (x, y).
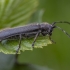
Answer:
top-left (0, 21), bottom-right (70, 54)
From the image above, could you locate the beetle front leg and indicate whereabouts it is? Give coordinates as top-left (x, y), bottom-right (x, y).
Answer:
top-left (48, 35), bottom-right (56, 44)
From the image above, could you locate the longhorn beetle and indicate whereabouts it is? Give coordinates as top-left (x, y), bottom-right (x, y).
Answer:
top-left (0, 21), bottom-right (70, 54)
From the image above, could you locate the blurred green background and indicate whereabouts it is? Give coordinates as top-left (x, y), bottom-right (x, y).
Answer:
top-left (0, 0), bottom-right (70, 70)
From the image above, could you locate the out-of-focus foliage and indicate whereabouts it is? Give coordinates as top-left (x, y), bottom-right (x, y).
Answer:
top-left (13, 64), bottom-right (52, 70)
top-left (0, 53), bottom-right (15, 70)
top-left (18, 0), bottom-right (70, 70)
top-left (0, 0), bottom-right (38, 28)
top-left (0, 0), bottom-right (70, 70)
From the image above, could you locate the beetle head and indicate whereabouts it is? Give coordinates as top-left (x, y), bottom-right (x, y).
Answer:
top-left (40, 23), bottom-right (56, 36)
top-left (41, 21), bottom-right (70, 38)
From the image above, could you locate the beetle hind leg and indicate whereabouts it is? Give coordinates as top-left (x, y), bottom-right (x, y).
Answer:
top-left (16, 34), bottom-right (22, 54)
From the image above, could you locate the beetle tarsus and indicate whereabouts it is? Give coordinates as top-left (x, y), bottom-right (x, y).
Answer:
top-left (32, 43), bottom-right (34, 48)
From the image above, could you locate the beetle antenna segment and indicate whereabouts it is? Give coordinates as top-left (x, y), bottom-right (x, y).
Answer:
top-left (52, 21), bottom-right (70, 25)
top-left (51, 21), bottom-right (70, 38)
top-left (56, 26), bottom-right (70, 38)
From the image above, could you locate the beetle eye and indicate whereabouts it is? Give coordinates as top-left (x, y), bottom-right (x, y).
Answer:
top-left (49, 25), bottom-right (55, 33)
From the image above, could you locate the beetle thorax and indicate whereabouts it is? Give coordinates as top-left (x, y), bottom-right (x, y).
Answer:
top-left (40, 23), bottom-right (52, 31)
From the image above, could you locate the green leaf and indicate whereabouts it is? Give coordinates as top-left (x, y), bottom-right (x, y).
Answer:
top-left (0, 0), bottom-right (52, 54)
top-left (0, 36), bottom-right (52, 54)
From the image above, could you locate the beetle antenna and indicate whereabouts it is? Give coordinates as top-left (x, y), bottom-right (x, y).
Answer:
top-left (56, 26), bottom-right (70, 38)
top-left (52, 21), bottom-right (70, 25)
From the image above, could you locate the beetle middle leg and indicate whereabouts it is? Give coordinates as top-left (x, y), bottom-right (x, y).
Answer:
top-left (32, 30), bottom-right (41, 48)
top-left (16, 34), bottom-right (22, 54)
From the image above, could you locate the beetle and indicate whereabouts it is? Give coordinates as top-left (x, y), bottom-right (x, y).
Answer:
top-left (0, 21), bottom-right (70, 54)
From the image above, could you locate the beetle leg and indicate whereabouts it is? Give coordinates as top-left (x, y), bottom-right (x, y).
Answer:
top-left (48, 35), bottom-right (56, 44)
top-left (32, 30), bottom-right (41, 48)
top-left (16, 34), bottom-right (22, 54)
